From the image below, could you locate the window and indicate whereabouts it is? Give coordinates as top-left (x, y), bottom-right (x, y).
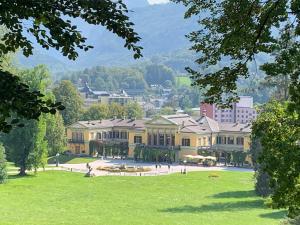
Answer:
top-left (159, 134), bottom-right (164, 146)
top-left (198, 138), bottom-right (201, 146)
top-left (120, 131), bottom-right (127, 139)
top-left (208, 137), bottom-right (211, 145)
top-left (166, 135), bottom-right (171, 146)
top-left (72, 132), bottom-right (84, 142)
top-left (97, 133), bottom-right (102, 140)
top-left (203, 137), bottom-right (207, 145)
top-left (182, 138), bottom-right (190, 146)
top-left (236, 137), bottom-right (244, 145)
top-left (217, 136), bottom-right (222, 144)
top-left (227, 136), bottom-right (234, 144)
top-left (115, 131), bottom-right (119, 138)
top-left (153, 134), bottom-right (157, 145)
top-left (134, 136), bottom-right (142, 144)
top-left (148, 134), bottom-right (152, 145)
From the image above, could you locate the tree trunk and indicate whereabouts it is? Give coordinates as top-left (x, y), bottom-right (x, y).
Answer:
top-left (19, 165), bottom-right (26, 176)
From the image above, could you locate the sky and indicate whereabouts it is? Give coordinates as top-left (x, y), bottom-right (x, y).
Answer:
top-left (148, 0), bottom-right (169, 4)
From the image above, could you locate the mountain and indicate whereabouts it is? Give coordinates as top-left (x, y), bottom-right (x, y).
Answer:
top-left (17, 2), bottom-right (197, 72)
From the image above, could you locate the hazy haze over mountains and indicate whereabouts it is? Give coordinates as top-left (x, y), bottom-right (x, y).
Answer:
top-left (17, 1), bottom-right (197, 72)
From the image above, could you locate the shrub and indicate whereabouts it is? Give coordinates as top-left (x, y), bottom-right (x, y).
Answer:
top-left (0, 144), bottom-right (7, 184)
top-left (280, 215), bottom-right (300, 225)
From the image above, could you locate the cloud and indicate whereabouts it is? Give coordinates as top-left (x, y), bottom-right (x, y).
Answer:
top-left (148, 0), bottom-right (169, 4)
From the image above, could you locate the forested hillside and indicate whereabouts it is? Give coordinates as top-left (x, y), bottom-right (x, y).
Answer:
top-left (17, 2), bottom-right (197, 72)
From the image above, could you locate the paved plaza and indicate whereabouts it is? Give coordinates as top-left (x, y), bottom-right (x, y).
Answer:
top-left (56, 159), bottom-right (253, 176)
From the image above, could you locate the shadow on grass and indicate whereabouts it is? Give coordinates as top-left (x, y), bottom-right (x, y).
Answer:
top-left (8, 174), bottom-right (36, 180)
top-left (212, 190), bottom-right (256, 199)
top-left (160, 200), bottom-right (265, 214)
top-left (260, 210), bottom-right (286, 219)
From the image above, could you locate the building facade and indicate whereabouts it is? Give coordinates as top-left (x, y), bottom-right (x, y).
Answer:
top-left (67, 114), bottom-right (252, 162)
top-left (200, 96), bottom-right (257, 124)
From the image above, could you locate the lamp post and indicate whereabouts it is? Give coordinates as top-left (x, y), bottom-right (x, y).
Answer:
top-left (55, 153), bottom-right (60, 167)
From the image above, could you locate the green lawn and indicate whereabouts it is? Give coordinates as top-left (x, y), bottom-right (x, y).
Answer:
top-left (0, 171), bottom-right (285, 225)
top-left (47, 155), bottom-right (97, 164)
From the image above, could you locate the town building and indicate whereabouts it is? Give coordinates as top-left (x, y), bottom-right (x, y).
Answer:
top-left (67, 114), bottom-right (251, 163)
top-left (79, 83), bottom-right (133, 107)
top-left (200, 96), bottom-right (257, 124)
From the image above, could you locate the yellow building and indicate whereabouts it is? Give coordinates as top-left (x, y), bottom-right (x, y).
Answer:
top-left (66, 114), bottom-right (251, 163)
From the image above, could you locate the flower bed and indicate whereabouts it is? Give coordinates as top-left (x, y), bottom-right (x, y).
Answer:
top-left (97, 165), bottom-right (151, 173)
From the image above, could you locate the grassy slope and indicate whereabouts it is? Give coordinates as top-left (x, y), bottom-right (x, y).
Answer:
top-left (0, 171), bottom-right (285, 225)
top-left (176, 76), bottom-right (191, 87)
top-left (47, 155), bottom-right (97, 164)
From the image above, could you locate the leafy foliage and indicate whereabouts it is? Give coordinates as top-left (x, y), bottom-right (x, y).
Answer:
top-left (65, 66), bottom-right (148, 91)
top-left (250, 137), bottom-right (273, 197)
top-left (125, 102), bottom-right (143, 119)
top-left (0, 143), bottom-right (7, 184)
top-left (144, 64), bottom-right (175, 86)
top-left (82, 104), bottom-right (109, 121)
top-left (0, 0), bottom-right (142, 132)
top-left (2, 66), bottom-right (62, 175)
top-left (46, 113), bottom-right (67, 156)
top-left (0, 0), bottom-right (142, 60)
top-left (0, 69), bottom-right (64, 133)
top-left (173, 0), bottom-right (300, 110)
top-left (252, 101), bottom-right (300, 217)
top-left (82, 102), bottom-right (143, 121)
top-left (53, 80), bottom-right (83, 125)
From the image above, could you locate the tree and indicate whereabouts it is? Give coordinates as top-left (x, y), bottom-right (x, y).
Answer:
top-left (53, 80), bottom-right (83, 125)
top-left (46, 113), bottom-right (67, 157)
top-left (173, 0), bottom-right (300, 112)
top-left (0, 143), bottom-right (7, 184)
top-left (109, 103), bottom-right (125, 119)
top-left (125, 102), bottom-right (143, 119)
top-left (0, 0), bottom-right (142, 132)
top-left (250, 137), bottom-right (273, 197)
top-left (144, 64), bottom-right (175, 86)
top-left (4, 120), bottom-right (37, 175)
top-left (82, 104), bottom-right (109, 121)
top-left (159, 107), bottom-right (175, 115)
top-left (28, 116), bottom-right (48, 173)
top-left (2, 66), bottom-right (54, 175)
top-left (252, 101), bottom-right (300, 217)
